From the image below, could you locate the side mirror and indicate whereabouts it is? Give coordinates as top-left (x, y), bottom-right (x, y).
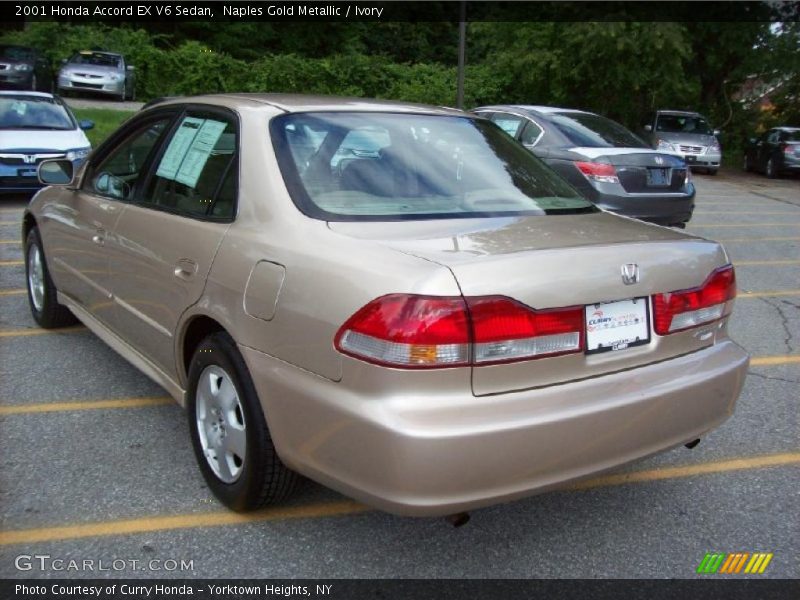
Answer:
top-left (713, 129), bottom-right (721, 136)
top-left (126, 65), bottom-right (135, 71)
top-left (79, 119), bottom-right (95, 130)
top-left (38, 159), bottom-right (74, 186)
top-left (643, 124), bottom-right (653, 132)
top-left (93, 172), bottom-right (128, 199)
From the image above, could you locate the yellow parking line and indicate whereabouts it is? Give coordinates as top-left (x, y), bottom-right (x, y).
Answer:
top-left (691, 223), bottom-right (800, 228)
top-left (739, 290), bottom-right (800, 298)
top-left (0, 288), bottom-right (25, 296)
top-left (0, 240), bottom-right (19, 245)
top-left (1, 452), bottom-right (796, 546)
top-left (0, 397), bottom-right (173, 416)
top-left (734, 260), bottom-right (800, 266)
top-left (0, 326), bottom-right (85, 338)
top-left (0, 221), bottom-right (20, 225)
top-left (717, 237), bottom-right (800, 243)
top-left (0, 260), bottom-right (23, 266)
top-left (695, 211), bottom-right (800, 215)
top-left (0, 500), bottom-right (371, 546)
top-left (566, 452), bottom-right (800, 491)
top-left (750, 355), bottom-right (800, 366)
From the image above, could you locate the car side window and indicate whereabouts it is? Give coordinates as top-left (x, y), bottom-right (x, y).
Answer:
top-left (144, 111), bottom-right (238, 220)
top-left (519, 120), bottom-right (543, 146)
top-left (490, 113), bottom-right (525, 138)
top-left (85, 119), bottom-right (170, 201)
top-left (767, 130), bottom-right (780, 144)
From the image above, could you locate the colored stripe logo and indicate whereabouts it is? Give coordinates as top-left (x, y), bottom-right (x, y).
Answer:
top-left (697, 552), bottom-right (773, 574)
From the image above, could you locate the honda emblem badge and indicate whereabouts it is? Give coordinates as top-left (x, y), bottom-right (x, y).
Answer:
top-left (621, 263), bottom-right (639, 285)
top-left (23, 155), bottom-right (36, 164)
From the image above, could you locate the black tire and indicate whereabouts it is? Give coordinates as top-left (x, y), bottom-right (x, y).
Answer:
top-left (743, 154), bottom-right (752, 172)
top-left (24, 227), bottom-right (78, 328)
top-left (187, 331), bottom-right (298, 511)
top-left (766, 158), bottom-right (778, 179)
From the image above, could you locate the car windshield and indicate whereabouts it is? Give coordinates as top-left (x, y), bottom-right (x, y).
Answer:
top-left (68, 52), bottom-right (120, 68)
top-left (656, 114), bottom-right (713, 135)
top-left (550, 112), bottom-right (648, 148)
top-left (0, 45), bottom-right (35, 61)
top-left (0, 95), bottom-right (75, 130)
top-left (272, 112), bottom-right (595, 221)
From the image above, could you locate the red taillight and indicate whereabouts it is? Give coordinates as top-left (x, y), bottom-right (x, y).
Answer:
top-left (653, 265), bottom-right (736, 335)
top-left (575, 161), bottom-right (619, 183)
top-left (467, 297), bottom-right (583, 364)
top-left (334, 294), bottom-right (471, 368)
top-left (782, 144), bottom-right (793, 155)
top-left (335, 294), bottom-right (584, 368)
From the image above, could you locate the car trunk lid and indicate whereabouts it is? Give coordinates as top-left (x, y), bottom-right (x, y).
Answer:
top-left (329, 212), bottom-right (731, 395)
top-left (569, 147), bottom-right (688, 194)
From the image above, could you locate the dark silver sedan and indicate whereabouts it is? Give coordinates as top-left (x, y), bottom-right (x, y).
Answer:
top-left (57, 51), bottom-right (135, 101)
top-left (472, 105), bottom-right (696, 228)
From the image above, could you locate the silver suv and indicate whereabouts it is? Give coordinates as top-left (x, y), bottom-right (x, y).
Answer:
top-left (642, 110), bottom-right (721, 175)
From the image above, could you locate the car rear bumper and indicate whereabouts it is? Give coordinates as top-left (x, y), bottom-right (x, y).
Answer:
top-left (241, 340), bottom-right (748, 516)
top-left (590, 187), bottom-right (695, 226)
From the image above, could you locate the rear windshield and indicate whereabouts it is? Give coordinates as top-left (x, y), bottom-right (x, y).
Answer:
top-left (271, 112), bottom-right (595, 221)
top-left (784, 130), bottom-right (800, 142)
top-left (551, 112), bottom-right (648, 149)
top-left (656, 114), bottom-right (713, 135)
top-left (0, 95), bottom-right (75, 130)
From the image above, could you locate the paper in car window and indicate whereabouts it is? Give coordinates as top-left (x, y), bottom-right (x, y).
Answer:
top-left (156, 117), bottom-right (226, 188)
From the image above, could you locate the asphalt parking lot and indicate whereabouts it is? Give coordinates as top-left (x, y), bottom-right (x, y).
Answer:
top-left (0, 170), bottom-right (798, 579)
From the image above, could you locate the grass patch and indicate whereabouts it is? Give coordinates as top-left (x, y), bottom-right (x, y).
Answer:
top-left (71, 107), bottom-right (133, 148)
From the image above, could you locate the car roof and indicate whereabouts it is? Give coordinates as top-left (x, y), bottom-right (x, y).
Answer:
top-left (0, 91), bottom-right (55, 99)
top-left (474, 104), bottom-right (590, 116)
top-left (775, 126), bottom-right (800, 131)
top-left (656, 110), bottom-right (704, 117)
top-left (77, 50), bottom-right (122, 57)
top-left (146, 93), bottom-right (467, 116)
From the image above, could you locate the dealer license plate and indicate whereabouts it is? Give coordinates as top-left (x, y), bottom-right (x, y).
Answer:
top-left (17, 168), bottom-right (37, 177)
top-left (585, 298), bottom-right (650, 354)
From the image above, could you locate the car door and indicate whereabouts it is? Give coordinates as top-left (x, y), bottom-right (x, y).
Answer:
top-left (106, 106), bottom-right (238, 378)
top-left (41, 113), bottom-right (174, 324)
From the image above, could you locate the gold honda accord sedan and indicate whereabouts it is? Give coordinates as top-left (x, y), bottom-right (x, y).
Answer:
top-left (25, 94), bottom-right (749, 516)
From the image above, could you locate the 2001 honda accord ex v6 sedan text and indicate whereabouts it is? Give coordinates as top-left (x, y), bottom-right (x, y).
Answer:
top-left (25, 94), bottom-right (749, 516)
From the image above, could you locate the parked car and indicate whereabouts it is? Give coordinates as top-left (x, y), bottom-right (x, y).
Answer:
top-left (744, 127), bottom-right (800, 178)
top-left (0, 91), bottom-right (93, 195)
top-left (471, 105), bottom-right (695, 228)
top-left (57, 50), bottom-right (135, 101)
top-left (641, 110), bottom-right (722, 175)
top-left (0, 45), bottom-right (53, 92)
top-left (27, 94), bottom-right (748, 516)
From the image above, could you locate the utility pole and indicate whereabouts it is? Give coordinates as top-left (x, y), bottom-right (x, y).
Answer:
top-left (456, 1), bottom-right (466, 109)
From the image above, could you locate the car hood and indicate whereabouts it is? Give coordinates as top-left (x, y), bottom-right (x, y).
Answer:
top-left (654, 132), bottom-right (717, 146)
top-left (1, 128), bottom-right (90, 152)
top-left (61, 64), bottom-right (120, 76)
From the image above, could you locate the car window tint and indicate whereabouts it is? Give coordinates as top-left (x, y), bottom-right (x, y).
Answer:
top-left (767, 131), bottom-right (780, 144)
top-left (272, 112), bottom-right (596, 221)
top-left (551, 112), bottom-right (648, 148)
top-left (784, 130), bottom-right (800, 142)
top-left (489, 113), bottom-right (524, 137)
top-left (519, 120), bottom-right (543, 146)
top-left (86, 119), bottom-right (170, 201)
top-left (145, 112), bottom-right (237, 219)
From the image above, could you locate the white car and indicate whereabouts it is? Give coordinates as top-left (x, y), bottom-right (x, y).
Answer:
top-left (0, 91), bottom-right (93, 194)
